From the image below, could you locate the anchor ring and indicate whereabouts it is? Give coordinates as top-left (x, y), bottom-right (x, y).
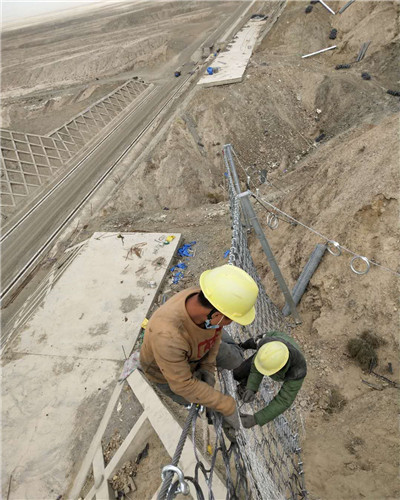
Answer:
top-left (350, 255), bottom-right (370, 275)
top-left (327, 240), bottom-right (341, 256)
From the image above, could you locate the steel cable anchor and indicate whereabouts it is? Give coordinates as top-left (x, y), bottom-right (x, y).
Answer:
top-left (161, 465), bottom-right (190, 496)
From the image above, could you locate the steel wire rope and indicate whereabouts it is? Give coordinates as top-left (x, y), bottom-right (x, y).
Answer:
top-left (157, 404), bottom-right (199, 500)
top-left (228, 145), bottom-right (399, 277)
top-left (250, 192), bottom-right (400, 277)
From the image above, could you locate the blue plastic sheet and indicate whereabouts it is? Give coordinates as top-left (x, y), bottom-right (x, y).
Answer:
top-left (177, 242), bottom-right (196, 257)
top-left (170, 262), bottom-right (187, 272)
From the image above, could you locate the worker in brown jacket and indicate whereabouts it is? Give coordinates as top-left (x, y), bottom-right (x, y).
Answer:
top-left (140, 264), bottom-right (258, 430)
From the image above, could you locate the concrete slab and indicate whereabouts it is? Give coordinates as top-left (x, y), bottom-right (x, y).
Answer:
top-left (2, 232), bottom-right (180, 499)
top-left (198, 19), bottom-right (266, 88)
top-left (14, 232), bottom-right (180, 360)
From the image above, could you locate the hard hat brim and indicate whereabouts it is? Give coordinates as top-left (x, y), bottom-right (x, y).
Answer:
top-left (233, 305), bottom-right (256, 325)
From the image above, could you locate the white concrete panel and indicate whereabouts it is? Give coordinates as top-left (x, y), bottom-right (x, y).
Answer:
top-left (13, 232), bottom-right (180, 360)
top-left (2, 354), bottom-right (119, 500)
top-left (2, 232), bottom-right (180, 499)
top-left (198, 19), bottom-right (266, 88)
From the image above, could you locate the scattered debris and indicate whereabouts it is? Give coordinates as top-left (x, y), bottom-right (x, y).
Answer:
top-left (305, 5), bottom-right (313, 13)
top-left (152, 257), bottom-right (166, 268)
top-left (125, 242), bottom-right (147, 259)
top-left (177, 241), bottom-right (196, 257)
top-left (109, 460), bottom-right (137, 494)
top-left (362, 379), bottom-right (383, 391)
top-left (361, 72), bottom-right (371, 80)
top-left (119, 350), bottom-right (141, 382)
top-left (135, 443), bottom-right (149, 464)
top-left (335, 64), bottom-right (351, 70)
top-left (338, 0), bottom-right (356, 15)
top-left (387, 89), bottom-right (400, 97)
top-left (103, 431), bottom-right (123, 465)
top-left (302, 45), bottom-right (337, 58)
top-left (165, 235), bottom-right (176, 244)
top-left (170, 262), bottom-right (188, 272)
top-left (172, 271), bottom-right (185, 284)
top-left (356, 41), bottom-right (371, 62)
top-left (371, 370), bottom-right (400, 389)
top-left (329, 28), bottom-right (337, 40)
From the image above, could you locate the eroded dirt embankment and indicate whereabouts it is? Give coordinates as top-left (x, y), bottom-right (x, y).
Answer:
top-left (95, 2), bottom-right (399, 498)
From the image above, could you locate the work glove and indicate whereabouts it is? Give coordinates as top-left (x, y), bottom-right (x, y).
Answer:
top-left (240, 413), bottom-right (257, 429)
top-left (239, 338), bottom-right (258, 350)
top-left (194, 368), bottom-right (215, 387)
top-left (223, 409), bottom-right (240, 430)
top-left (242, 389), bottom-right (256, 403)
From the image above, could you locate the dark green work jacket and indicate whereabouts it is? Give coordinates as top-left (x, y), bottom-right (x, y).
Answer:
top-left (246, 331), bottom-right (307, 426)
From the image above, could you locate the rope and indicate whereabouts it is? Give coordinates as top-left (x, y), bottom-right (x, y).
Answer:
top-left (228, 145), bottom-right (400, 278)
top-left (251, 192), bottom-right (400, 277)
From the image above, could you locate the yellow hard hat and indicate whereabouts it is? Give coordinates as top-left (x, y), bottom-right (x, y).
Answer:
top-left (199, 264), bottom-right (258, 325)
top-left (254, 341), bottom-right (289, 376)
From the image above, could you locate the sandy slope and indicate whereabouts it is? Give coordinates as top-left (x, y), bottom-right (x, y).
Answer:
top-left (2, 0), bottom-right (399, 498)
top-left (100, 2), bottom-right (399, 498)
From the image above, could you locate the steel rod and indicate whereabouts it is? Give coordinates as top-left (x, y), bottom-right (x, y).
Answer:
top-left (282, 244), bottom-right (326, 316)
top-left (302, 45), bottom-right (337, 58)
top-left (238, 191), bottom-right (302, 324)
top-left (319, 0), bottom-right (335, 15)
top-left (338, 0), bottom-right (355, 14)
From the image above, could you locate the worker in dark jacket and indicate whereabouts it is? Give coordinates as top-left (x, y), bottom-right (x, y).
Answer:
top-left (233, 331), bottom-right (307, 428)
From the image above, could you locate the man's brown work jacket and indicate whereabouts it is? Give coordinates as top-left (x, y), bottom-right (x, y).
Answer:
top-left (140, 287), bottom-right (236, 416)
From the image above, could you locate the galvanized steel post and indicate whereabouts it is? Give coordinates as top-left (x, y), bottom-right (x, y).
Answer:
top-left (237, 190), bottom-right (302, 324)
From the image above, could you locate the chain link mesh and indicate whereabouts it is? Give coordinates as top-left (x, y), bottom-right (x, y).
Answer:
top-left (222, 144), bottom-right (308, 500)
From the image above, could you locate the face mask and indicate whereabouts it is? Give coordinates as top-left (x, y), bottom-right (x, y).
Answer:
top-left (204, 314), bottom-right (223, 330)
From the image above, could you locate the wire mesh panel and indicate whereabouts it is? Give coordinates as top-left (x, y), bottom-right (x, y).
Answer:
top-left (48, 79), bottom-right (150, 156)
top-left (222, 144), bottom-right (307, 500)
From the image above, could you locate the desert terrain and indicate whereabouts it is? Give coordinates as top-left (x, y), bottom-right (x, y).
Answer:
top-left (1, 1), bottom-right (399, 499)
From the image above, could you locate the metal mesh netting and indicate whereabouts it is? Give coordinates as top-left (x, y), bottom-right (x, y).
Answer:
top-left (221, 144), bottom-right (307, 500)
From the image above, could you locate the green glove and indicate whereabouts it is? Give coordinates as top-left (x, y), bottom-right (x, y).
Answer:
top-left (240, 413), bottom-right (257, 428)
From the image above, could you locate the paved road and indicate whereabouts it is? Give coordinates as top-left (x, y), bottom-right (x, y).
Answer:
top-left (0, 1), bottom-right (253, 306)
